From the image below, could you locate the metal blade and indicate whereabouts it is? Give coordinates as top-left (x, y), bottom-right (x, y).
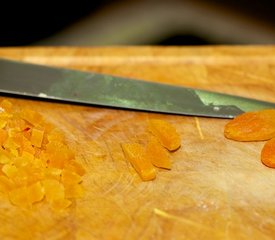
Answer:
top-left (0, 58), bottom-right (275, 118)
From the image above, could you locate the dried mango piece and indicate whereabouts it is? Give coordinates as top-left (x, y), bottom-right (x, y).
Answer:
top-left (51, 199), bottom-right (72, 211)
top-left (42, 179), bottom-right (65, 203)
top-left (0, 119), bottom-right (7, 129)
top-left (261, 138), bottom-right (275, 168)
top-left (47, 129), bottom-right (65, 143)
top-left (44, 168), bottom-right (62, 181)
top-left (0, 175), bottom-right (13, 193)
top-left (30, 127), bottom-right (45, 148)
top-left (19, 109), bottom-right (43, 126)
top-left (0, 129), bottom-right (7, 146)
top-left (61, 169), bottom-right (82, 185)
top-left (64, 183), bottom-right (85, 199)
top-left (28, 181), bottom-right (45, 204)
top-left (0, 152), bottom-right (11, 164)
top-left (2, 164), bottom-right (18, 178)
top-left (224, 109), bottom-right (275, 141)
top-left (148, 119), bottom-right (181, 151)
top-left (121, 143), bottom-right (156, 181)
top-left (9, 186), bottom-right (30, 208)
top-left (65, 160), bottom-right (86, 176)
top-left (145, 137), bottom-right (171, 170)
top-left (0, 99), bottom-right (13, 113)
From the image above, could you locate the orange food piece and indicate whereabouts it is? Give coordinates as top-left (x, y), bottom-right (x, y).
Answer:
top-left (19, 109), bottom-right (43, 126)
top-left (0, 152), bottom-right (11, 164)
top-left (261, 138), bottom-right (275, 168)
top-left (0, 119), bottom-right (7, 129)
top-left (61, 169), bottom-right (82, 185)
top-left (0, 176), bottom-right (14, 193)
top-left (42, 179), bottom-right (65, 203)
top-left (0, 99), bottom-right (13, 113)
top-left (64, 183), bottom-right (85, 199)
top-left (51, 199), bottom-right (72, 211)
top-left (9, 186), bottom-right (30, 208)
top-left (0, 99), bottom-right (85, 209)
top-left (65, 160), bottom-right (86, 176)
top-left (148, 119), bottom-right (181, 151)
top-left (2, 164), bottom-right (18, 178)
top-left (145, 137), bottom-right (171, 169)
top-left (0, 129), bottom-right (7, 145)
top-left (122, 143), bottom-right (156, 181)
top-left (28, 181), bottom-right (45, 204)
top-left (224, 109), bottom-right (275, 141)
top-left (30, 127), bottom-right (45, 147)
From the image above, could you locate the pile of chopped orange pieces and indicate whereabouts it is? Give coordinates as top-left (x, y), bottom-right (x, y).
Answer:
top-left (122, 119), bottom-right (181, 181)
top-left (0, 100), bottom-right (85, 210)
top-left (224, 109), bottom-right (275, 168)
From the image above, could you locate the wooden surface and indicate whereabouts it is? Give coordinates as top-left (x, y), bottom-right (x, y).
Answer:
top-left (1, 46), bottom-right (275, 239)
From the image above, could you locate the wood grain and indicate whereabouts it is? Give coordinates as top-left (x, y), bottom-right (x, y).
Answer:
top-left (0, 46), bottom-right (275, 239)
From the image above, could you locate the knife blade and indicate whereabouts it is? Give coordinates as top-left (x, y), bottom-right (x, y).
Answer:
top-left (0, 58), bottom-right (275, 118)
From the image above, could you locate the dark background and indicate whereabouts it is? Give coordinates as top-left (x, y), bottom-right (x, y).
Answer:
top-left (1, 0), bottom-right (275, 46)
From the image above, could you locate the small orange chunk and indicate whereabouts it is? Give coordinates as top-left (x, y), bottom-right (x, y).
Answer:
top-left (0, 152), bottom-right (11, 164)
top-left (224, 109), bottom-right (275, 141)
top-left (19, 109), bottom-right (43, 126)
top-left (148, 119), bottom-right (181, 151)
top-left (145, 137), bottom-right (171, 169)
top-left (0, 175), bottom-right (13, 193)
top-left (122, 143), bottom-right (156, 181)
top-left (65, 160), bottom-right (86, 176)
top-left (30, 127), bottom-right (44, 147)
top-left (2, 164), bottom-right (18, 178)
top-left (0, 129), bottom-right (7, 145)
top-left (51, 199), bottom-right (72, 211)
top-left (42, 179), bottom-right (65, 203)
top-left (64, 183), bottom-right (85, 199)
top-left (261, 138), bottom-right (275, 168)
top-left (61, 169), bottom-right (82, 185)
top-left (28, 181), bottom-right (45, 204)
top-left (0, 100), bottom-right (13, 113)
top-left (9, 186), bottom-right (30, 208)
top-left (0, 119), bottom-right (7, 129)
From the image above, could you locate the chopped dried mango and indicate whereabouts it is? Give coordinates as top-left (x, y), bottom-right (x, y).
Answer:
top-left (145, 137), bottom-right (171, 169)
top-left (51, 198), bottom-right (72, 211)
top-left (19, 109), bottom-right (43, 126)
top-left (0, 129), bottom-right (7, 145)
top-left (148, 119), bottom-right (181, 151)
top-left (0, 99), bottom-right (13, 112)
top-left (224, 109), bottom-right (275, 141)
top-left (61, 169), bottom-right (82, 185)
top-left (122, 143), bottom-right (156, 181)
top-left (28, 181), bottom-right (45, 204)
top-left (0, 99), bottom-right (85, 210)
top-left (9, 186), bottom-right (30, 208)
top-left (30, 127), bottom-right (44, 147)
top-left (42, 179), bottom-right (65, 203)
top-left (2, 164), bottom-right (18, 178)
top-left (64, 183), bottom-right (85, 199)
top-left (0, 176), bottom-right (13, 193)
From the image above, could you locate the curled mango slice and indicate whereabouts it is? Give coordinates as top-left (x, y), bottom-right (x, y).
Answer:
top-left (145, 137), bottom-right (171, 169)
top-left (148, 119), bottom-right (181, 151)
top-left (224, 109), bottom-right (275, 141)
top-left (261, 138), bottom-right (275, 168)
top-left (122, 143), bottom-right (156, 181)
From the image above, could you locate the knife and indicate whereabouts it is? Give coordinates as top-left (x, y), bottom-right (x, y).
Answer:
top-left (0, 58), bottom-right (275, 118)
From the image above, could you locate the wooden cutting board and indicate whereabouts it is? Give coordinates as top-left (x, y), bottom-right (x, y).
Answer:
top-left (0, 46), bottom-right (275, 239)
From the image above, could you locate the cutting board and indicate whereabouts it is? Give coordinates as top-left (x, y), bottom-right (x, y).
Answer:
top-left (1, 46), bottom-right (275, 239)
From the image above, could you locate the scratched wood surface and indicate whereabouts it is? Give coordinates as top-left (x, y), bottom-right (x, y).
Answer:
top-left (0, 46), bottom-right (275, 239)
